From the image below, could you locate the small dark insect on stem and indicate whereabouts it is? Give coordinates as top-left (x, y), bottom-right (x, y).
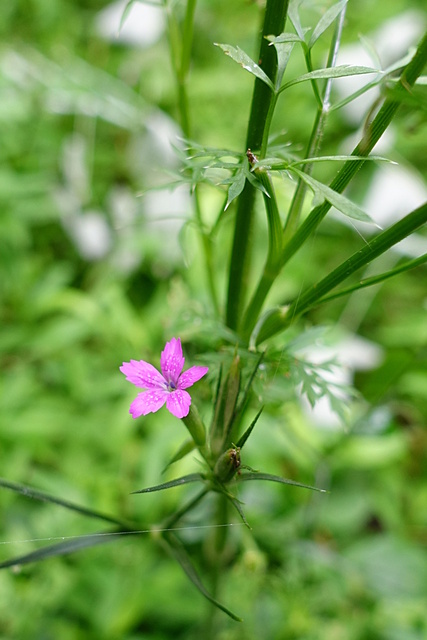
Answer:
top-left (247, 148), bottom-right (258, 166)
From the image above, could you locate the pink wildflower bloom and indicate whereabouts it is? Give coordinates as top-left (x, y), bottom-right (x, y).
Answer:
top-left (120, 337), bottom-right (208, 419)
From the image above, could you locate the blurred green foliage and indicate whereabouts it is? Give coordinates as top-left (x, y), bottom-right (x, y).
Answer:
top-left (0, 0), bottom-right (426, 638)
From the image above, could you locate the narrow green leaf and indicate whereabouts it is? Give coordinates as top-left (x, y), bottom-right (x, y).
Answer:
top-left (273, 42), bottom-right (295, 91)
top-left (224, 494), bottom-right (251, 529)
top-left (290, 167), bottom-right (377, 225)
top-left (270, 202), bottom-right (427, 338)
top-left (0, 528), bottom-right (127, 569)
top-left (288, 0), bottom-right (305, 41)
top-left (280, 65), bottom-right (379, 92)
top-left (267, 33), bottom-right (305, 45)
top-left (214, 43), bottom-right (275, 91)
top-left (161, 533), bottom-right (243, 622)
top-left (289, 154), bottom-right (393, 167)
top-left (308, 0), bottom-right (348, 49)
top-left (131, 473), bottom-right (205, 495)
top-left (232, 351), bottom-right (265, 434)
top-left (318, 252), bottom-right (427, 304)
top-left (118, 0), bottom-right (135, 35)
top-left (163, 439), bottom-right (196, 472)
top-left (238, 472), bottom-right (327, 492)
top-left (0, 477), bottom-right (127, 527)
top-left (236, 407), bottom-right (264, 450)
top-left (245, 167), bottom-right (271, 197)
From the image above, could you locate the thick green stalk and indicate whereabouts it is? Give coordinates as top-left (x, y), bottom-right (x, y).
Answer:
top-left (226, 0), bottom-right (289, 331)
top-left (255, 201), bottom-right (427, 343)
top-left (241, 164), bottom-right (283, 338)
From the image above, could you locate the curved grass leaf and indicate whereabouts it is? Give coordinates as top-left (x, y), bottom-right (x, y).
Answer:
top-left (238, 472), bottom-right (326, 492)
top-left (280, 65), bottom-right (379, 93)
top-left (290, 167), bottom-right (377, 225)
top-left (162, 439), bottom-right (196, 472)
top-left (131, 473), bottom-right (205, 495)
top-left (0, 477), bottom-right (127, 527)
top-left (214, 43), bottom-right (274, 91)
top-left (317, 252), bottom-right (427, 304)
top-left (0, 528), bottom-right (128, 570)
top-left (256, 202), bottom-right (427, 343)
top-left (161, 532), bottom-right (243, 622)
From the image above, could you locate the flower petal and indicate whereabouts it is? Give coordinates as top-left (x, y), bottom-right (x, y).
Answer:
top-left (166, 389), bottom-right (191, 419)
top-left (160, 337), bottom-right (185, 386)
top-left (129, 390), bottom-right (168, 418)
top-left (178, 365), bottom-right (209, 389)
top-left (120, 359), bottom-right (166, 389)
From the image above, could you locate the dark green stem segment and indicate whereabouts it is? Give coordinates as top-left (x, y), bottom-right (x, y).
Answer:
top-left (225, 0), bottom-right (289, 332)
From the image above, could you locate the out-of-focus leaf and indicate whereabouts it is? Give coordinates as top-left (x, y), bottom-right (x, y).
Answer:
top-left (0, 529), bottom-right (127, 569)
top-left (0, 477), bottom-right (127, 527)
top-left (161, 532), bottom-right (243, 622)
top-left (163, 439), bottom-right (197, 472)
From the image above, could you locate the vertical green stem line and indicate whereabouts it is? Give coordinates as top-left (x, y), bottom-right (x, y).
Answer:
top-left (169, 0), bottom-right (220, 314)
top-left (204, 494), bottom-right (230, 637)
top-left (226, 0), bottom-right (289, 331)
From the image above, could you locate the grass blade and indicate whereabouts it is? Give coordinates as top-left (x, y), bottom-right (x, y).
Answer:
top-left (161, 532), bottom-right (243, 622)
top-left (0, 528), bottom-right (128, 569)
top-left (131, 474), bottom-right (205, 495)
top-left (0, 477), bottom-right (127, 527)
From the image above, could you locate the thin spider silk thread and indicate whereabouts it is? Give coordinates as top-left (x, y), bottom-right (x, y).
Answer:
top-left (0, 522), bottom-right (244, 546)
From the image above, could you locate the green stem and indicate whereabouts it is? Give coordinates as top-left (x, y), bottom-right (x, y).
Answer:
top-left (204, 494), bottom-right (230, 637)
top-left (225, 0), bottom-right (289, 331)
top-left (168, 0), bottom-right (219, 314)
top-left (162, 487), bottom-right (209, 530)
top-left (316, 252), bottom-right (427, 304)
top-left (283, 3), bottom-right (347, 240)
top-left (241, 166), bottom-right (283, 338)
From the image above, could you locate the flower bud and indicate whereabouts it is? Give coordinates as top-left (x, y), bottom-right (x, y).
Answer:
top-left (214, 447), bottom-right (241, 484)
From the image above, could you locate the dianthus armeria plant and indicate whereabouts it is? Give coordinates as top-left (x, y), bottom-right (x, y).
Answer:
top-left (1, 0), bottom-right (427, 628)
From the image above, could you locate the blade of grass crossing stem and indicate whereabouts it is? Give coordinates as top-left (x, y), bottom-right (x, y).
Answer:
top-left (161, 532), bottom-right (243, 621)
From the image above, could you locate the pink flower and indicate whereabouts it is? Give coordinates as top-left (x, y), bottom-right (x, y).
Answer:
top-left (120, 337), bottom-right (209, 419)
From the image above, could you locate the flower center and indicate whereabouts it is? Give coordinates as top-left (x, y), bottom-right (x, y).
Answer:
top-left (168, 380), bottom-right (177, 392)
